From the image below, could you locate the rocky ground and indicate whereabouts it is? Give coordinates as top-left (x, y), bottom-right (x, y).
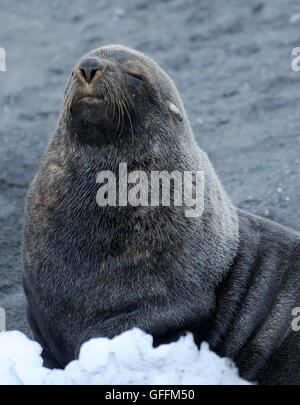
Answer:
top-left (0, 0), bottom-right (299, 336)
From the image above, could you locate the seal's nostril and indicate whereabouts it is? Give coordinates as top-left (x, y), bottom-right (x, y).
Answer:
top-left (79, 67), bottom-right (99, 83)
top-left (78, 57), bottom-right (102, 84)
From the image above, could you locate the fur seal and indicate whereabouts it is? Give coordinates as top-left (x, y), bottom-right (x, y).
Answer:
top-left (23, 44), bottom-right (300, 384)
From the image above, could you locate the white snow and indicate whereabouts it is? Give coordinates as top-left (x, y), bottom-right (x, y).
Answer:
top-left (0, 328), bottom-right (251, 385)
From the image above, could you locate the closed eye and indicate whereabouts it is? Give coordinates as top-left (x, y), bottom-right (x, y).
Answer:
top-left (126, 71), bottom-right (144, 81)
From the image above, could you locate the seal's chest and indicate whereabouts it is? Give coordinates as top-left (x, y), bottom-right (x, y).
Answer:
top-left (60, 256), bottom-right (208, 345)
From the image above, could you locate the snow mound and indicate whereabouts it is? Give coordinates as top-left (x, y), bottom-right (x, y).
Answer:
top-left (0, 328), bottom-right (251, 385)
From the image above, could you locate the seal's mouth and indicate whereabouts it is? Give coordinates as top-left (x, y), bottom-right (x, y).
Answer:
top-left (74, 95), bottom-right (105, 105)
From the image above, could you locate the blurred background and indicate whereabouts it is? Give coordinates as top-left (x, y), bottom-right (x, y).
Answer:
top-left (0, 0), bottom-right (299, 335)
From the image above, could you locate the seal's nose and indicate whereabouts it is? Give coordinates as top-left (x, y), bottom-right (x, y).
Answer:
top-left (78, 57), bottom-right (102, 84)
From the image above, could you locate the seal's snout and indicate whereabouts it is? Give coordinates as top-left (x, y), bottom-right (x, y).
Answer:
top-left (78, 57), bottom-right (103, 84)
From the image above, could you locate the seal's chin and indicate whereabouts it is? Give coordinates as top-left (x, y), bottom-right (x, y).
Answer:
top-left (69, 94), bottom-right (117, 145)
top-left (71, 96), bottom-right (108, 125)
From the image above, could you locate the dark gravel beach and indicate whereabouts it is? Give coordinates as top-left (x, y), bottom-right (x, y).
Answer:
top-left (0, 0), bottom-right (299, 336)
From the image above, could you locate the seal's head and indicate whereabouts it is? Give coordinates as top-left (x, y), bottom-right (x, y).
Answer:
top-left (60, 44), bottom-right (184, 146)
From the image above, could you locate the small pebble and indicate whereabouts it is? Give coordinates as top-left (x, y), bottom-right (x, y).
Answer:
top-left (112, 7), bottom-right (126, 21)
top-left (290, 13), bottom-right (300, 24)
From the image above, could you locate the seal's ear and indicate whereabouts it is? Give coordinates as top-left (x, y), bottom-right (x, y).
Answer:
top-left (168, 101), bottom-right (183, 122)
